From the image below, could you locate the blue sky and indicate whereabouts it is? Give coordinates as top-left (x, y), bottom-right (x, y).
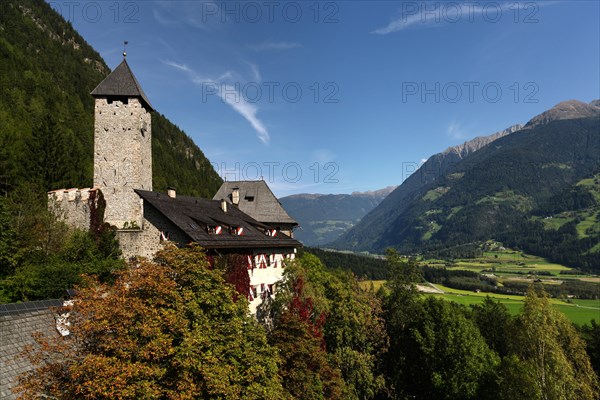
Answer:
top-left (50, 1), bottom-right (600, 197)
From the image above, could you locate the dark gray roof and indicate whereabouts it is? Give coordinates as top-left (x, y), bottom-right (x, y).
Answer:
top-left (1, 300), bottom-right (63, 399)
top-left (213, 181), bottom-right (298, 225)
top-left (90, 59), bottom-right (153, 110)
top-left (136, 190), bottom-right (301, 250)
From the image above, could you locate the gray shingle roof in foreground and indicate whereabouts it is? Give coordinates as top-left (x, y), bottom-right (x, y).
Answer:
top-left (213, 181), bottom-right (297, 225)
top-left (136, 190), bottom-right (301, 250)
top-left (90, 59), bottom-right (153, 110)
top-left (0, 300), bottom-right (63, 399)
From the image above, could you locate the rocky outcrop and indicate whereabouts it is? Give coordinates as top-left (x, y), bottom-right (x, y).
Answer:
top-left (524, 100), bottom-right (600, 128)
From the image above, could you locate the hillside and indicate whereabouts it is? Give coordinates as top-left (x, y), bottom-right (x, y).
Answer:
top-left (333, 124), bottom-right (523, 251)
top-left (334, 101), bottom-right (600, 271)
top-left (0, 0), bottom-right (222, 199)
top-left (280, 186), bottom-right (396, 246)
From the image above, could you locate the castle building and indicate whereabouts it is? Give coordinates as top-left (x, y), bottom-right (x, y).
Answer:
top-left (213, 180), bottom-right (298, 237)
top-left (48, 58), bottom-right (300, 314)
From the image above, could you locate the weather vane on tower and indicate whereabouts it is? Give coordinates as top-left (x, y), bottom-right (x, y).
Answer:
top-left (123, 41), bottom-right (128, 58)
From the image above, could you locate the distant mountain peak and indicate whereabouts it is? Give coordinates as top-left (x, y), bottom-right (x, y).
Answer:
top-left (440, 124), bottom-right (523, 159)
top-left (284, 186), bottom-right (397, 200)
top-left (525, 99), bottom-right (600, 128)
top-left (351, 186), bottom-right (398, 197)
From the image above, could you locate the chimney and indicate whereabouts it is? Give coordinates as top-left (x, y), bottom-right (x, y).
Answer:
top-left (220, 199), bottom-right (228, 213)
top-left (167, 187), bottom-right (176, 199)
top-left (231, 187), bottom-right (240, 205)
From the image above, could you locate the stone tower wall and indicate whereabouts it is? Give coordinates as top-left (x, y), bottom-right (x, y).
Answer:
top-left (93, 97), bottom-right (152, 229)
top-left (47, 188), bottom-right (99, 231)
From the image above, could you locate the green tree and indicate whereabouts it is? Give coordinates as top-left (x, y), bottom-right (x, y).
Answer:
top-left (382, 250), bottom-right (497, 399)
top-left (471, 296), bottom-right (513, 357)
top-left (268, 254), bottom-right (346, 399)
top-left (323, 273), bottom-right (388, 400)
top-left (409, 297), bottom-right (499, 399)
top-left (268, 253), bottom-right (388, 399)
top-left (270, 309), bottom-right (344, 400)
top-left (0, 197), bottom-right (18, 279)
top-left (381, 249), bottom-right (423, 397)
top-left (501, 285), bottom-right (599, 400)
top-left (579, 320), bottom-right (600, 376)
top-left (18, 244), bottom-right (285, 399)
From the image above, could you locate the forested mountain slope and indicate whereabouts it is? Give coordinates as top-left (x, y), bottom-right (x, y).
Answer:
top-left (0, 0), bottom-right (222, 198)
top-left (334, 124), bottom-right (523, 251)
top-left (334, 101), bottom-right (600, 271)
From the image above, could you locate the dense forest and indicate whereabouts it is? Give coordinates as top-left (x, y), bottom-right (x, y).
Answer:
top-left (0, 0), bottom-right (222, 302)
top-left (304, 247), bottom-right (388, 280)
top-left (0, 0), bottom-right (222, 199)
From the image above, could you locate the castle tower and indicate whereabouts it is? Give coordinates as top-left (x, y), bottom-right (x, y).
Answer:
top-left (90, 59), bottom-right (153, 229)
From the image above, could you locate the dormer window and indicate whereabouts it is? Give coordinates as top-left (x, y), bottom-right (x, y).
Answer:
top-left (231, 227), bottom-right (244, 236)
top-left (208, 225), bottom-right (223, 235)
top-left (245, 196), bottom-right (255, 202)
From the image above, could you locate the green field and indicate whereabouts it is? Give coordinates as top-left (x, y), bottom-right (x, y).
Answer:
top-left (424, 248), bottom-right (572, 276)
top-left (364, 244), bottom-right (599, 325)
top-left (361, 281), bottom-right (600, 325)
top-left (576, 211), bottom-right (600, 238)
top-left (431, 284), bottom-right (599, 325)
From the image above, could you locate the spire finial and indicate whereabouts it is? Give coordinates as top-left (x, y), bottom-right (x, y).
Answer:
top-left (123, 41), bottom-right (128, 58)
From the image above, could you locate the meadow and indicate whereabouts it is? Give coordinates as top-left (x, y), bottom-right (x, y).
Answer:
top-left (360, 281), bottom-right (599, 325)
top-left (430, 284), bottom-right (599, 325)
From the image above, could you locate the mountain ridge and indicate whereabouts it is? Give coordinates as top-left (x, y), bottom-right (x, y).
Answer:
top-left (333, 100), bottom-right (600, 270)
top-left (279, 187), bottom-right (396, 246)
top-left (333, 123), bottom-right (527, 251)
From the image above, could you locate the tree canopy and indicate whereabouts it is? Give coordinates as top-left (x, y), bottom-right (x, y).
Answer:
top-left (17, 245), bottom-right (285, 399)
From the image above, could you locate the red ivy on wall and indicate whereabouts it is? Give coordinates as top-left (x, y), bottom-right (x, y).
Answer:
top-left (222, 253), bottom-right (251, 302)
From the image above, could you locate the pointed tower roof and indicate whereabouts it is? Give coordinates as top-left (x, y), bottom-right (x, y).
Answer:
top-left (90, 59), bottom-right (153, 110)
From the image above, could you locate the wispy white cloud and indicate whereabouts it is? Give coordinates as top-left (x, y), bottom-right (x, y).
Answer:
top-left (245, 61), bottom-right (261, 82)
top-left (248, 41), bottom-right (302, 51)
top-left (162, 60), bottom-right (190, 72)
top-left (372, 11), bottom-right (425, 34)
top-left (164, 60), bottom-right (270, 144)
top-left (446, 122), bottom-right (466, 140)
top-left (268, 180), bottom-right (324, 197)
top-left (152, 7), bottom-right (177, 26)
top-left (157, 38), bottom-right (176, 53)
top-left (372, 1), bottom-right (559, 35)
top-left (220, 84), bottom-right (270, 144)
top-left (153, 1), bottom-right (216, 30)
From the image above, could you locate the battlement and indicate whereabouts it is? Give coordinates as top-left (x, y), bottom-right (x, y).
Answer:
top-left (48, 187), bottom-right (102, 231)
top-left (48, 187), bottom-right (100, 203)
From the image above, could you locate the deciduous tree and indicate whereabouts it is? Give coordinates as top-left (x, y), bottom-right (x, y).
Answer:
top-left (501, 285), bottom-right (599, 400)
top-left (18, 244), bottom-right (285, 399)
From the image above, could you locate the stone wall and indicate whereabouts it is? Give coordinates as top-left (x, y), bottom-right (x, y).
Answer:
top-left (93, 97), bottom-right (152, 229)
top-left (47, 188), bottom-right (100, 231)
top-left (117, 201), bottom-right (191, 260)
